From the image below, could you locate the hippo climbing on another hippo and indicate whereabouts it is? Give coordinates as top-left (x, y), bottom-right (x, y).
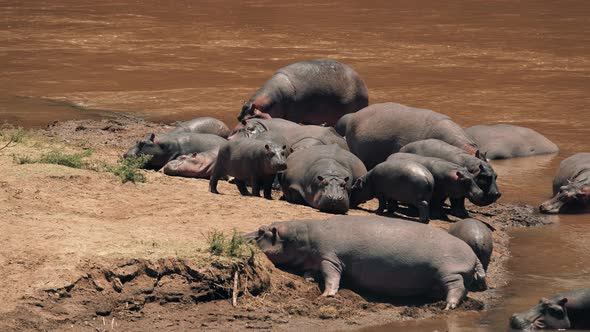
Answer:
top-left (123, 133), bottom-right (227, 170)
top-left (280, 144), bottom-right (367, 214)
top-left (388, 153), bottom-right (485, 218)
top-left (209, 136), bottom-right (289, 199)
top-left (249, 215), bottom-right (487, 309)
top-left (161, 150), bottom-right (218, 179)
top-left (400, 139), bottom-right (501, 206)
top-left (352, 159), bottom-right (434, 223)
top-left (510, 288), bottom-right (590, 330)
top-left (168, 117), bottom-right (231, 138)
top-left (448, 218), bottom-right (494, 271)
top-left (237, 59), bottom-right (369, 126)
top-left (465, 124), bottom-right (559, 159)
top-left (344, 103), bottom-right (478, 169)
top-left (540, 153), bottom-right (590, 214)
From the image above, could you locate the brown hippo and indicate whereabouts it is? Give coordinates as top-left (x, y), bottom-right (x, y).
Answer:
top-left (237, 59), bottom-right (369, 126)
top-left (161, 150), bottom-right (218, 179)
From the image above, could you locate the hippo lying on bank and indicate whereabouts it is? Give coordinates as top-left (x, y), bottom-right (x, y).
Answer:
top-left (161, 150), bottom-right (218, 179)
top-left (388, 153), bottom-right (485, 218)
top-left (123, 133), bottom-right (227, 170)
top-left (540, 153), bottom-right (590, 214)
top-left (510, 288), bottom-right (590, 330)
top-left (237, 59), bottom-right (369, 126)
top-left (465, 124), bottom-right (559, 159)
top-left (168, 117), bottom-right (231, 138)
top-left (209, 135), bottom-right (289, 199)
top-left (448, 218), bottom-right (494, 271)
top-left (400, 139), bottom-right (501, 206)
top-left (352, 159), bottom-right (434, 222)
top-left (250, 215), bottom-right (487, 309)
top-left (228, 118), bottom-right (300, 140)
top-left (344, 103), bottom-right (478, 169)
top-left (280, 144), bottom-right (367, 214)
top-left (283, 125), bottom-right (349, 151)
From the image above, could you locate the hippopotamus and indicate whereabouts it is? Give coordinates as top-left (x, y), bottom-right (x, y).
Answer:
top-left (351, 159), bottom-right (434, 222)
top-left (510, 288), bottom-right (590, 330)
top-left (228, 118), bottom-right (300, 140)
top-left (250, 215), bottom-right (487, 309)
top-left (387, 153), bottom-right (485, 218)
top-left (344, 103), bottom-right (478, 169)
top-left (161, 149), bottom-right (218, 179)
top-left (464, 124), bottom-right (559, 159)
top-left (209, 137), bottom-right (289, 199)
top-left (448, 218), bottom-right (494, 271)
top-left (400, 139), bottom-right (501, 205)
top-left (540, 153), bottom-right (590, 214)
top-left (123, 133), bottom-right (227, 170)
top-left (283, 125), bottom-right (349, 151)
top-left (237, 59), bottom-right (369, 126)
top-left (334, 113), bottom-right (353, 137)
top-left (280, 144), bottom-right (367, 214)
top-left (168, 117), bottom-right (231, 138)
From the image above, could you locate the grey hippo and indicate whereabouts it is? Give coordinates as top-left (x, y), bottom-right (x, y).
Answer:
top-left (168, 117), bottom-right (231, 138)
top-left (540, 152), bottom-right (590, 213)
top-left (448, 218), bottom-right (494, 271)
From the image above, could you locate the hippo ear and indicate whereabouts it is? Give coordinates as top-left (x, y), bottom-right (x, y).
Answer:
top-left (265, 144), bottom-right (270, 151)
top-left (271, 227), bottom-right (278, 245)
top-left (149, 133), bottom-right (156, 142)
top-left (344, 176), bottom-right (350, 182)
top-left (282, 145), bottom-right (287, 150)
top-left (455, 171), bottom-right (466, 179)
top-left (241, 119), bottom-right (247, 126)
top-left (192, 153), bottom-right (198, 157)
top-left (352, 177), bottom-right (363, 189)
top-left (290, 147), bottom-right (294, 153)
top-left (558, 297), bottom-right (568, 306)
top-left (317, 175), bottom-right (324, 182)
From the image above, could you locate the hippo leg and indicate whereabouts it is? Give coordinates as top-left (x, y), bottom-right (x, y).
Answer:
top-left (416, 200), bottom-right (430, 223)
top-left (376, 196), bottom-right (387, 214)
top-left (262, 175), bottom-right (274, 200)
top-left (235, 180), bottom-right (251, 196)
top-left (429, 197), bottom-right (445, 219)
top-left (442, 274), bottom-right (467, 310)
top-left (320, 260), bottom-right (342, 297)
top-left (251, 178), bottom-right (262, 197)
top-left (303, 271), bottom-right (316, 282)
top-left (387, 200), bottom-right (399, 214)
top-left (450, 197), bottom-right (469, 218)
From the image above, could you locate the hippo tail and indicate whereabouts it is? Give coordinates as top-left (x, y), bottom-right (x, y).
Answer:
top-left (472, 259), bottom-right (488, 291)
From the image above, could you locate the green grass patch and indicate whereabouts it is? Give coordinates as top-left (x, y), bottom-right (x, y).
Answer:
top-left (0, 127), bottom-right (26, 151)
top-left (205, 229), bottom-right (252, 258)
top-left (106, 155), bottom-right (151, 183)
top-left (13, 148), bottom-right (93, 169)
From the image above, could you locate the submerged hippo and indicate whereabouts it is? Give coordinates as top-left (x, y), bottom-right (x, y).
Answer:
top-left (448, 218), bottom-right (494, 271)
top-left (251, 215), bottom-right (487, 309)
top-left (388, 153), bottom-right (485, 218)
top-left (465, 124), bottom-right (559, 159)
top-left (123, 133), bottom-right (227, 170)
top-left (237, 59), bottom-right (369, 126)
top-left (228, 118), bottom-right (300, 140)
top-left (280, 144), bottom-right (367, 214)
top-left (510, 288), bottom-right (590, 330)
top-left (168, 117), bottom-right (231, 138)
top-left (209, 137), bottom-right (289, 199)
top-left (161, 150), bottom-right (218, 179)
top-left (540, 153), bottom-right (590, 214)
top-left (352, 159), bottom-right (434, 222)
top-left (345, 103), bottom-right (478, 169)
top-left (400, 139), bottom-right (501, 205)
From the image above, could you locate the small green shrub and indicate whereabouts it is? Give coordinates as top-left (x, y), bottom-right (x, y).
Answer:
top-left (13, 148), bottom-right (93, 169)
top-left (0, 127), bottom-right (26, 151)
top-left (207, 230), bottom-right (227, 256)
top-left (205, 229), bottom-right (250, 258)
top-left (106, 155), bottom-right (151, 183)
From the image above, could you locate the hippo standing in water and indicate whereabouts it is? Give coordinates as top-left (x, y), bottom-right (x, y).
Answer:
top-left (237, 59), bottom-right (369, 126)
top-left (280, 144), bottom-right (367, 214)
top-left (540, 153), bottom-right (590, 214)
top-left (344, 103), bottom-right (478, 169)
top-left (400, 139), bottom-right (501, 206)
top-left (388, 153), bottom-right (485, 218)
top-left (161, 150), bottom-right (218, 179)
top-left (209, 136), bottom-right (289, 199)
top-left (510, 288), bottom-right (590, 330)
top-left (123, 133), bottom-right (227, 170)
top-left (250, 215), bottom-right (487, 309)
top-left (352, 159), bottom-right (434, 222)
top-left (448, 218), bottom-right (494, 271)
top-left (465, 124), bottom-right (559, 159)
top-left (168, 117), bottom-right (231, 138)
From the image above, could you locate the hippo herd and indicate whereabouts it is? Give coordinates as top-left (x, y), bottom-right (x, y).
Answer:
top-left (124, 59), bottom-right (590, 329)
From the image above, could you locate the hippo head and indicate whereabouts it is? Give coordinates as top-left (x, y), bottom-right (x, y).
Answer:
top-left (312, 174), bottom-right (351, 214)
top-left (474, 163), bottom-right (502, 205)
top-left (228, 120), bottom-right (268, 140)
top-left (123, 133), bottom-right (169, 168)
top-left (539, 180), bottom-right (590, 214)
top-left (510, 297), bottom-right (570, 330)
top-left (253, 223), bottom-right (305, 268)
top-left (351, 174), bottom-right (374, 205)
top-left (263, 143), bottom-right (288, 173)
top-left (450, 170), bottom-right (486, 206)
top-left (238, 97), bottom-right (275, 121)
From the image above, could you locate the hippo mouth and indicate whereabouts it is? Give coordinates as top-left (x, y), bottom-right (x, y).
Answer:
top-left (317, 198), bottom-right (349, 214)
top-left (539, 195), bottom-right (565, 214)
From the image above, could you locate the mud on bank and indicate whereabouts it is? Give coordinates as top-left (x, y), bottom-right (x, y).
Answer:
top-left (0, 118), bottom-right (551, 331)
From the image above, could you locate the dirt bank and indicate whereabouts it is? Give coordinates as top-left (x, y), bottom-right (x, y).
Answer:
top-left (0, 118), bottom-right (551, 331)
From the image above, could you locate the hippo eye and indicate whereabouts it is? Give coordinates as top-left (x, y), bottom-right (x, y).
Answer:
top-left (548, 307), bottom-right (565, 319)
top-left (281, 152), bottom-right (285, 156)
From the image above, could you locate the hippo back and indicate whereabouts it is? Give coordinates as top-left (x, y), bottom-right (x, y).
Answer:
top-left (169, 117), bottom-right (231, 138)
top-left (284, 125), bottom-right (349, 151)
top-left (552, 153), bottom-right (590, 194)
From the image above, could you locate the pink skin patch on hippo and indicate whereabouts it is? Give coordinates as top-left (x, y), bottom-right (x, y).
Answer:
top-left (463, 144), bottom-right (478, 156)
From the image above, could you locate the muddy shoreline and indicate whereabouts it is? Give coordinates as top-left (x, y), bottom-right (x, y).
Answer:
top-left (0, 118), bottom-right (551, 331)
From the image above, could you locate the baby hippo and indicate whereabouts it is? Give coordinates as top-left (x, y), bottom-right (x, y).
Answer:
top-left (209, 137), bottom-right (289, 199)
top-left (352, 159), bottom-right (434, 222)
top-left (161, 149), bottom-right (218, 179)
top-left (448, 218), bottom-right (494, 271)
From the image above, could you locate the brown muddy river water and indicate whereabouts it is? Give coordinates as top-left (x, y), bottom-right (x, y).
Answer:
top-left (1, 0), bottom-right (589, 330)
